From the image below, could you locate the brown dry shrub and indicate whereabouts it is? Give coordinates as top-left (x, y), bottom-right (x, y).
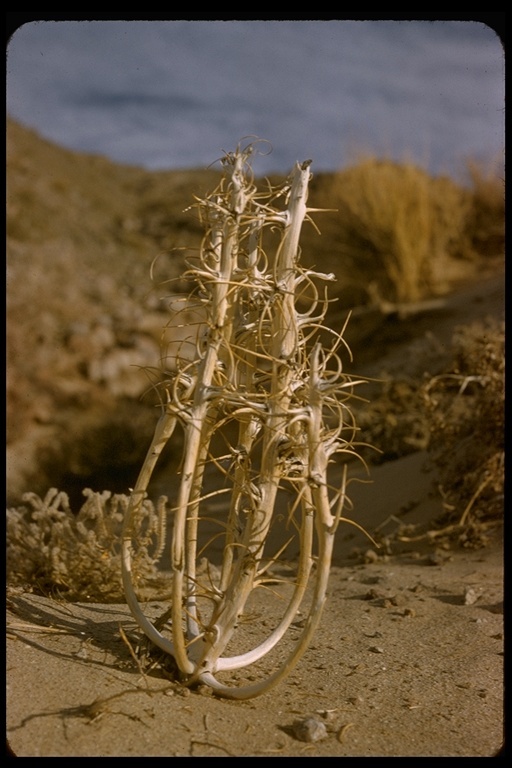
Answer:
top-left (324, 158), bottom-right (471, 303)
top-left (461, 160), bottom-right (505, 259)
top-left (355, 376), bottom-right (429, 465)
top-left (6, 488), bottom-right (169, 601)
top-left (421, 317), bottom-right (504, 545)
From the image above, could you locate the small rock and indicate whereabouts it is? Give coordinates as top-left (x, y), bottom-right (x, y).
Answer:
top-left (426, 552), bottom-right (445, 566)
top-left (292, 717), bottom-right (328, 743)
top-left (463, 586), bottom-right (482, 605)
top-left (369, 645), bottom-right (385, 654)
top-left (389, 593), bottom-right (407, 607)
top-left (362, 575), bottom-right (382, 585)
top-left (364, 588), bottom-right (386, 601)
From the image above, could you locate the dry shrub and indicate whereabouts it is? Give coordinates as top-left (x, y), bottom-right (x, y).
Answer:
top-left (355, 377), bottom-right (429, 464)
top-left (326, 157), bottom-right (471, 303)
top-left (6, 488), bottom-right (169, 601)
top-left (461, 160), bottom-right (505, 259)
top-left (421, 317), bottom-right (504, 546)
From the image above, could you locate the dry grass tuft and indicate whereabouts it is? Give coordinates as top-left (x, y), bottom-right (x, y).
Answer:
top-left (461, 159), bottom-right (505, 259)
top-left (325, 157), bottom-right (471, 303)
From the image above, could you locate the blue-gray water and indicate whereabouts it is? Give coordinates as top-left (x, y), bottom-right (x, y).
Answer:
top-left (6, 20), bottom-right (504, 178)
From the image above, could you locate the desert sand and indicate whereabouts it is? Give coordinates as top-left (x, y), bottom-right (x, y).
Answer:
top-left (6, 459), bottom-right (503, 757)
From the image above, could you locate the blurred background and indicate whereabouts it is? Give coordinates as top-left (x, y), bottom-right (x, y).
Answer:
top-left (7, 19), bottom-right (504, 179)
top-left (6, 18), bottom-right (505, 563)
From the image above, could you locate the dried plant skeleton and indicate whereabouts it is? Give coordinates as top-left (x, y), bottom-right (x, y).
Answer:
top-left (121, 142), bottom-right (368, 698)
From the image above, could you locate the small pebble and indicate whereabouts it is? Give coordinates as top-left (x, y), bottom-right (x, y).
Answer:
top-left (464, 586), bottom-right (482, 605)
top-left (364, 588), bottom-right (386, 601)
top-left (390, 594), bottom-right (407, 607)
top-left (292, 717), bottom-right (328, 742)
top-left (369, 646), bottom-right (384, 654)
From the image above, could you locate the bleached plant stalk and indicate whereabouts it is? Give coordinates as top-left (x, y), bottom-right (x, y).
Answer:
top-left (122, 141), bottom-right (367, 699)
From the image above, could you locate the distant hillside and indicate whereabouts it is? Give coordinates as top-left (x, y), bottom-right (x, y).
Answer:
top-left (7, 119), bottom-right (223, 503)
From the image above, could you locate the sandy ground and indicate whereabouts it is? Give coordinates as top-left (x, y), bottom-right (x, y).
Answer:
top-left (6, 448), bottom-right (503, 757)
top-left (6, 270), bottom-right (504, 758)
